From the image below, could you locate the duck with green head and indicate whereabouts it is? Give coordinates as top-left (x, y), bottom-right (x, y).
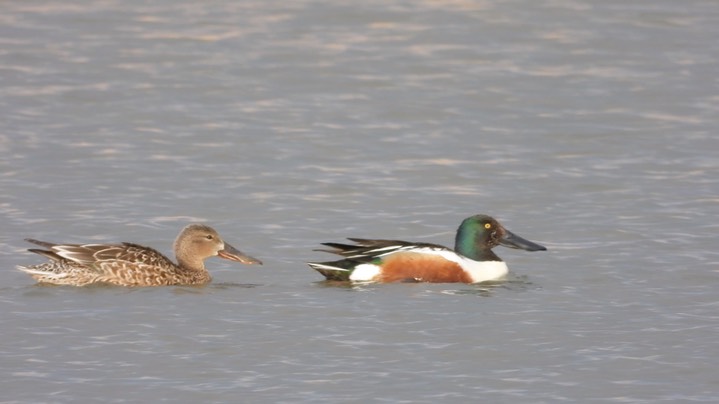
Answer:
top-left (308, 214), bottom-right (546, 283)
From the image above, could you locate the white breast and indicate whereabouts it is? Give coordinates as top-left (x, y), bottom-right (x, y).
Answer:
top-left (460, 260), bottom-right (508, 283)
top-left (423, 249), bottom-right (508, 283)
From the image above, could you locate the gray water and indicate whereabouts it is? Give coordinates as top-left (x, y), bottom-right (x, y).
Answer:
top-left (1, 1), bottom-right (718, 402)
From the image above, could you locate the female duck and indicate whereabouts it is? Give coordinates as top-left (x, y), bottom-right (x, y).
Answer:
top-left (18, 224), bottom-right (261, 286)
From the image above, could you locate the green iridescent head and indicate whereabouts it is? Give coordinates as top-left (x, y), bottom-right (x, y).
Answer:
top-left (454, 215), bottom-right (546, 261)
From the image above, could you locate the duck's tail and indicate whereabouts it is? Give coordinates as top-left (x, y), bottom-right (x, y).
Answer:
top-left (16, 264), bottom-right (70, 280)
top-left (307, 262), bottom-right (352, 282)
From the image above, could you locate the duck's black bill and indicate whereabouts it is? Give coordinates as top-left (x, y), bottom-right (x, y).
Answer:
top-left (218, 242), bottom-right (263, 265)
top-left (499, 230), bottom-right (547, 252)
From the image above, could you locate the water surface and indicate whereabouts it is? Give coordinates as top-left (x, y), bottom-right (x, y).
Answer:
top-left (1, 0), bottom-right (718, 402)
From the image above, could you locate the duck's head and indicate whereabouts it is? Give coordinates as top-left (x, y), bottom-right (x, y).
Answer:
top-left (174, 224), bottom-right (262, 269)
top-left (454, 214), bottom-right (546, 260)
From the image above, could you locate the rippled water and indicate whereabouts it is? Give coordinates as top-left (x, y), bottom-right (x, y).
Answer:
top-left (2, 0), bottom-right (718, 402)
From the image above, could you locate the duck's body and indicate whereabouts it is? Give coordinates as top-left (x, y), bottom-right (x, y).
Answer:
top-left (308, 215), bottom-right (546, 284)
top-left (17, 224), bottom-right (262, 286)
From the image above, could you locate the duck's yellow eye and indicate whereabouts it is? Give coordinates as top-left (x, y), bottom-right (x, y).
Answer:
top-left (484, 223), bottom-right (492, 229)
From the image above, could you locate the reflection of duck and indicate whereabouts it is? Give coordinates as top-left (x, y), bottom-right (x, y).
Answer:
top-left (309, 214), bottom-right (545, 283)
top-left (18, 224), bottom-right (261, 286)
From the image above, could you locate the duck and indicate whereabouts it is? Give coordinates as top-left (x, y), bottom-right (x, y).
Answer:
top-left (308, 214), bottom-right (546, 283)
top-left (17, 223), bottom-right (262, 286)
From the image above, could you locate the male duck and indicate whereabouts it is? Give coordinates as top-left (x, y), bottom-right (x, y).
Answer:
top-left (308, 214), bottom-right (546, 283)
top-left (17, 224), bottom-right (262, 286)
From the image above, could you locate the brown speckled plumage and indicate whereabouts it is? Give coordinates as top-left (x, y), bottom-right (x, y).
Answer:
top-left (17, 224), bottom-right (262, 286)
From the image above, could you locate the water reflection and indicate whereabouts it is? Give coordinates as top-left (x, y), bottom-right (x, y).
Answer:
top-left (312, 273), bottom-right (536, 296)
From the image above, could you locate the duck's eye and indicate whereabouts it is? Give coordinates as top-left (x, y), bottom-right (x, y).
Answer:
top-left (205, 235), bottom-right (214, 240)
top-left (484, 223), bottom-right (492, 229)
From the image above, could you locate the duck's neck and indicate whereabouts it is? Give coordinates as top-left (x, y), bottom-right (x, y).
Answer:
top-left (175, 255), bottom-right (211, 285)
top-left (176, 255), bottom-right (207, 272)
